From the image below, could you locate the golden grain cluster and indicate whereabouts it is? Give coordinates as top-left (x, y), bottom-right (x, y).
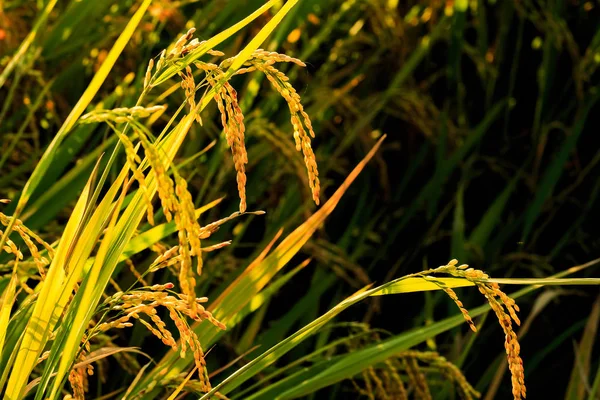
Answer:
top-left (429, 260), bottom-right (526, 400)
top-left (98, 283), bottom-right (225, 391)
top-left (350, 330), bottom-right (480, 400)
top-left (1, 206), bottom-right (54, 286)
top-left (32, 27), bottom-right (324, 396)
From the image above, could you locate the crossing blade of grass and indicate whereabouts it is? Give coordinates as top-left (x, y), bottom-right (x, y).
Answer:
top-left (277, 274), bottom-right (600, 398)
top-left (229, 258), bottom-right (311, 330)
top-left (199, 274), bottom-right (487, 398)
top-left (3, 161), bottom-right (101, 399)
top-left (0, 262), bottom-right (19, 358)
top-left (243, 358), bottom-right (341, 400)
top-left (565, 295), bottom-right (600, 400)
top-left (371, 277), bottom-right (475, 295)
top-left (43, 174), bottom-right (128, 400)
top-left (238, 330), bottom-right (376, 399)
top-left (198, 285), bottom-right (375, 399)
top-left (137, 136), bottom-right (386, 396)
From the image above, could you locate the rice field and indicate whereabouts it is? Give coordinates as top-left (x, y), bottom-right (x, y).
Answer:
top-left (1, 1), bottom-right (600, 399)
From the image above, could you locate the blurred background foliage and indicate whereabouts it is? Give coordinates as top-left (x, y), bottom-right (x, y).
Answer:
top-left (1, 0), bottom-right (600, 398)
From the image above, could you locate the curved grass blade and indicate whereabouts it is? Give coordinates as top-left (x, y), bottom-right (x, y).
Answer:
top-left (0, 262), bottom-right (19, 358)
top-left (279, 273), bottom-right (600, 398)
top-left (201, 272), bottom-right (485, 397)
top-left (138, 136), bottom-right (387, 396)
top-left (45, 173), bottom-right (128, 400)
top-left (565, 295), bottom-right (600, 400)
top-left (166, 366), bottom-right (198, 400)
top-left (3, 162), bottom-right (100, 399)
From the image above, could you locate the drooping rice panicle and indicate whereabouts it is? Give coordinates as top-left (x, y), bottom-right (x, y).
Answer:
top-left (220, 49), bottom-right (306, 70)
top-left (179, 65), bottom-right (201, 124)
top-left (201, 240), bottom-right (231, 252)
top-left (79, 105), bottom-right (167, 124)
top-left (426, 260), bottom-right (526, 400)
top-left (96, 283), bottom-right (225, 388)
top-left (144, 58), bottom-right (154, 89)
top-left (222, 82), bottom-right (248, 212)
top-left (0, 230), bottom-right (23, 261)
top-left (403, 355), bottom-right (432, 400)
top-left (131, 125), bottom-right (177, 221)
top-left (440, 286), bottom-right (477, 333)
top-left (256, 63), bottom-right (320, 204)
top-left (400, 351), bottom-right (480, 400)
top-left (111, 125), bottom-right (155, 225)
top-left (384, 359), bottom-right (408, 400)
top-left (173, 176), bottom-right (200, 316)
top-left (68, 366), bottom-right (85, 400)
top-left (149, 245), bottom-right (180, 272)
top-left (175, 175), bottom-right (203, 272)
top-left (199, 63), bottom-right (248, 213)
top-left (13, 225), bottom-right (48, 278)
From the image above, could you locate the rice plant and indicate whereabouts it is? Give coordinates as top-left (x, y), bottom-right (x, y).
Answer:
top-left (1, 1), bottom-right (600, 399)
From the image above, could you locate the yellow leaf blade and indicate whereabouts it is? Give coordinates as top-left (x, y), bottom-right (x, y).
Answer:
top-left (0, 262), bottom-right (19, 357)
top-left (370, 277), bottom-right (476, 296)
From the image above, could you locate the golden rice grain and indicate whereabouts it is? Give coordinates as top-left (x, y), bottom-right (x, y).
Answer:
top-left (384, 359), bottom-right (408, 400)
top-left (80, 105), bottom-right (167, 124)
top-left (113, 128), bottom-right (155, 225)
top-left (132, 125), bottom-right (177, 221)
top-left (258, 64), bottom-right (320, 204)
top-left (175, 176), bottom-right (202, 263)
top-left (402, 351), bottom-right (480, 400)
top-left (204, 69), bottom-right (248, 213)
top-left (14, 226), bottom-right (48, 278)
top-left (404, 356), bottom-right (432, 400)
top-left (68, 366), bottom-right (85, 400)
top-left (175, 227), bottom-right (198, 318)
top-left (0, 230), bottom-right (23, 260)
top-left (441, 286), bottom-right (477, 332)
top-left (428, 260), bottom-right (526, 400)
top-left (144, 58), bottom-right (154, 89)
